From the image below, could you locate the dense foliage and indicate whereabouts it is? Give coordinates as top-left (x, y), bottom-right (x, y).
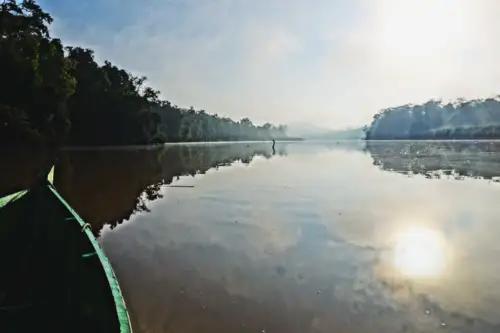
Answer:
top-left (365, 98), bottom-right (500, 140)
top-left (0, 0), bottom-right (75, 145)
top-left (0, 0), bottom-right (288, 146)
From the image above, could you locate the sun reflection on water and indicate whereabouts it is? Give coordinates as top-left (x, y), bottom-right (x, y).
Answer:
top-left (393, 227), bottom-right (449, 278)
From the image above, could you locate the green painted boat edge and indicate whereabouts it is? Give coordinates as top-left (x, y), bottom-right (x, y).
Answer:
top-left (0, 166), bottom-right (133, 333)
top-left (47, 166), bottom-right (55, 185)
top-left (0, 165), bottom-right (52, 209)
top-left (47, 185), bottom-right (133, 333)
top-left (0, 190), bottom-right (28, 209)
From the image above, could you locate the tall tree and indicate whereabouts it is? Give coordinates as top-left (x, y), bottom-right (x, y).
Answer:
top-left (0, 0), bottom-right (75, 145)
top-left (0, 0), bottom-right (289, 146)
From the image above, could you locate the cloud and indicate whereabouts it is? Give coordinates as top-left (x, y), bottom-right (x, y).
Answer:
top-left (320, 0), bottom-right (500, 119)
top-left (45, 0), bottom-right (500, 128)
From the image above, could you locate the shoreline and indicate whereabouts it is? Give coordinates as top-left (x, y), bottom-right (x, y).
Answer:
top-left (364, 138), bottom-right (500, 141)
top-left (1, 138), bottom-right (305, 151)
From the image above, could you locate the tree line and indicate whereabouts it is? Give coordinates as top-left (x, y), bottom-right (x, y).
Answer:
top-left (365, 97), bottom-right (500, 140)
top-left (0, 0), bottom-right (289, 146)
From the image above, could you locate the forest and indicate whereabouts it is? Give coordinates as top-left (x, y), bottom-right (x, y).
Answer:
top-left (0, 0), bottom-right (288, 146)
top-left (365, 97), bottom-right (500, 140)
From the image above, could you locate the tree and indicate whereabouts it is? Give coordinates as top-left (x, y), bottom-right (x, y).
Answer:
top-left (0, 0), bottom-right (289, 146)
top-left (0, 0), bottom-right (75, 145)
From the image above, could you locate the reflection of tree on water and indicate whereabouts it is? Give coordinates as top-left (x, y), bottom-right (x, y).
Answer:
top-left (366, 141), bottom-right (500, 181)
top-left (50, 143), bottom-right (286, 234)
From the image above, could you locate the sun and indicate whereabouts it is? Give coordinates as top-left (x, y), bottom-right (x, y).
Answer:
top-left (393, 227), bottom-right (448, 278)
top-left (374, 0), bottom-right (469, 59)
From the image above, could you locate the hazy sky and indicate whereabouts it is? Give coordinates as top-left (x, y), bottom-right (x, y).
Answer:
top-left (40, 0), bottom-right (500, 128)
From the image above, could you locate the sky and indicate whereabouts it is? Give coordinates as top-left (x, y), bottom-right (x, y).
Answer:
top-left (40, 0), bottom-right (500, 129)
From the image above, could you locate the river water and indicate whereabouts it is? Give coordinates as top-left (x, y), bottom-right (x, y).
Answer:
top-left (3, 141), bottom-right (500, 333)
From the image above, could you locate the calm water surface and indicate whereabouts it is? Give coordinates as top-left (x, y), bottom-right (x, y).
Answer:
top-left (4, 141), bottom-right (500, 332)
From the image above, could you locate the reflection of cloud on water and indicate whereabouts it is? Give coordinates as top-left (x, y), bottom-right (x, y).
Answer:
top-left (103, 220), bottom-right (395, 332)
top-left (99, 143), bottom-right (500, 332)
top-left (105, 221), bottom-right (492, 333)
top-left (322, 183), bottom-right (500, 325)
top-left (103, 210), bottom-right (500, 333)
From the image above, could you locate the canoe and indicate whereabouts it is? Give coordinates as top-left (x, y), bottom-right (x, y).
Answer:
top-left (0, 166), bottom-right (132, 333)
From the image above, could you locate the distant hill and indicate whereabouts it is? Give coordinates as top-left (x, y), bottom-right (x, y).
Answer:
top-left (287, 123), bottom-right (365, 140)
top-left (313, 127), bottom-right (365, 140)
top-left (286, 123), bottom-right (332, 138)
top-left (365, 97), bottom-right (500, 140)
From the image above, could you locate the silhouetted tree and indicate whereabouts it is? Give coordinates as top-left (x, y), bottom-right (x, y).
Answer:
top-left (0, 0), bottom-right (288, 146)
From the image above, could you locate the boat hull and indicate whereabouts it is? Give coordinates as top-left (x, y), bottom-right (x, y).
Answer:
top-left (0, 180), bottom-right (132, 332)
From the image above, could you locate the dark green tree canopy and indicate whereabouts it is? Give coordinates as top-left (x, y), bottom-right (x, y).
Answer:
top-left (0, 0), bottom-right (288, 146)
